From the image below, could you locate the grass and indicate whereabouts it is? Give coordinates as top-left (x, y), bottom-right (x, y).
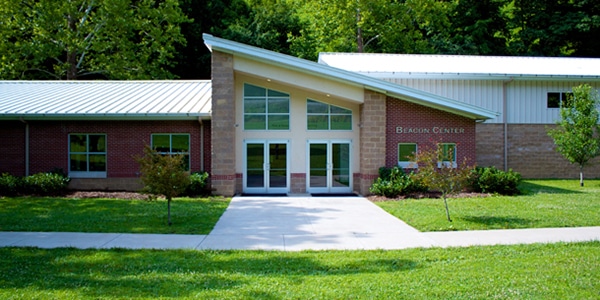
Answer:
top-left (0, 242), bottom-right (598, 299)
top-left (377, 179), bottom-right (600, 231)
top-left (0, 196), bottom-right (229, 234)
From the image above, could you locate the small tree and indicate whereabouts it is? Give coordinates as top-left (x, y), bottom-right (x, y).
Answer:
top-left (548, 84), bottom-right (600, 187)
top-left (410, 144), bottom-right (473, 222)
top-left (136, 146), bottom-right (190, 226)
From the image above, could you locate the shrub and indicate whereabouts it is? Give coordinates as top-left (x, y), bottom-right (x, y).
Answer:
top-left (22, 172), bottom-right (70, 196)
top-left (185, 171), bottom-right (210, 196)
top-left (469, 166), bottom-right (522, 195)
top-left (0, 173), bottom-right (23, 197)
top-left (370, 166), bottom-right (426, 198)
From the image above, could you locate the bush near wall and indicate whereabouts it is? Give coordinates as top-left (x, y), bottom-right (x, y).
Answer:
top-left (469, 166), bottom-right (522, 195)
top-left (370, 166), bottom-right (522, 198)
top-left (369, 166), bottom-right (427, 198)
top-left (0, 171), bottom-right (70, 197)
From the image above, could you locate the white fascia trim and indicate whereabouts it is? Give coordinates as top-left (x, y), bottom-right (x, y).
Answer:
top-left (203, 34), bottom-right (498, 120)
top-left (357, 72), bottom-right (600, 81)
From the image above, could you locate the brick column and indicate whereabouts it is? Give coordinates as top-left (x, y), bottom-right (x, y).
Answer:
top-left (358, 90), bottom-right (387, 195)
top-left (210, 51), bottom-right (236, 196)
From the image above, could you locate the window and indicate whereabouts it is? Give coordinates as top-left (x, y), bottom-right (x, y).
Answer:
top-left (307, 99), bottom-right (352, 130)
top-left (438, 143), bottom-right (457, 168)
top-left (398, 143), bottom-right (417, 168)
top-left (244, 83), bottom-right (290, 130)
top-left (548, 92), bottom-right (573, 108)
top-left (151, 134), bottom-right (190, 170)
top-left (69, 134), bottom-right (106, 178)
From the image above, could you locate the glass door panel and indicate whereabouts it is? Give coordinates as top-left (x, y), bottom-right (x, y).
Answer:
top-left (309, 143), bottom-right (328, 188)
top-left (246, 143), bottom-right (265, 188)
top-left (269, 143), bottom-right (287, 188)
top-left (332, 143), bottom-right (350, 188)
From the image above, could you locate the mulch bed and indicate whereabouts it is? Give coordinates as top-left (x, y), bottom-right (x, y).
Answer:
top-left (368, 191), bottom-right (490, 202)
top-left (66, 191), bottom-right (154, 200)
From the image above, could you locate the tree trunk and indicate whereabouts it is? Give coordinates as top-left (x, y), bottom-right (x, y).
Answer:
top-left (443, 195), bottom-right (452, 222)
top-left (167, 197), bottom-right (172, 226)
top-left (580, 165), bottom-right (584, 187)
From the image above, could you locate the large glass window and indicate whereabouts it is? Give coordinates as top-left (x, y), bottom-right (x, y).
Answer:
top-left (398, 143), bottom-right (417, 168)
top-left (244, 83), bottom-right (290, 130)
top-left (69, 134), bottom-right (107, 177)
top-left (151, 134), bottom-right (190, 170)
top-left (307, 99), bottom-right (352, 130)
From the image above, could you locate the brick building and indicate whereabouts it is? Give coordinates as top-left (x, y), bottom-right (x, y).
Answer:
top-left (2, 35), bottom-right (598, 196)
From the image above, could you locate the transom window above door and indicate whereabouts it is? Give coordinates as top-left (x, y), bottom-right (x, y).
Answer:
top-left (307, 99), bottom-right (352, 130)
top-left (243, 83), bottom-right (290, 130)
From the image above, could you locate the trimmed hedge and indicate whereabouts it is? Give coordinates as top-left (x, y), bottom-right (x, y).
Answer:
top-left (469, 166), bottom-right (522, 195)
top-left (369, 166), bottom-right (427, 198)
top-left (0, 171), bottom-right (70, 197)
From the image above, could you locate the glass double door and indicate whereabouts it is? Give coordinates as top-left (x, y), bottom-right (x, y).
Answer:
top-left (244, 140), bottom-right (289, 194)
top-left (308, 141), bottom-right (352, 194)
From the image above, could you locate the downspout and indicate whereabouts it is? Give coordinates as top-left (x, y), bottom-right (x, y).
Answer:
top-left (199, 118), bottom-right (204, 171)
top-left (503, 77), bottom-right (514, 172)
top-left (19, 117), bottom-right (29, 176)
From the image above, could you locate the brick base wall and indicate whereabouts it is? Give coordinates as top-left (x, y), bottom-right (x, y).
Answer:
top-left (290, 173), bottom-right (306, 194)
top-left (0, 121), bottom-right (26, 176)
top-left (476, 123), bottom-right (600, 179)
top-left (69, 178), bottom-right (143, 191)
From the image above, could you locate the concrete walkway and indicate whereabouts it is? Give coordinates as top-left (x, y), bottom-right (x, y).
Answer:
top-left (1, 196), bottom-right (599, 251)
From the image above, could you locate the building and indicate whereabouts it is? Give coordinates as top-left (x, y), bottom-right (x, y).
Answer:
top-left (1, 34), bottom-right (598, 196)
top-left (318, 53), bottom-right (600, 179)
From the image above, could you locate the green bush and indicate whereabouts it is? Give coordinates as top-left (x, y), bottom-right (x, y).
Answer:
top-left (185, 171), bottom-right (210, 196)
top-left (469, 166), bottom-right (522, 195)
top-left (22, 172), bottom-right (71, 196)
top-left (0, 173), bottom-right (23, 197)
top-left (370, 166), bottom-right (426, 198)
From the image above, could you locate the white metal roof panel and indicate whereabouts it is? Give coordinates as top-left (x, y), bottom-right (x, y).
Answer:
top-left (0, 80), bottom-right (211, 120)
top-left (318, 53), bottom-right (600, 80)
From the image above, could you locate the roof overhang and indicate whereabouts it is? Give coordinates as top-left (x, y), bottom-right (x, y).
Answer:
top-left (203, 34), bottom-right (498, 121)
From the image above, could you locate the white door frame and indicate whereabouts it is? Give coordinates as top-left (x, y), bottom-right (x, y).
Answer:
top-left (306, 139), bottom-right (352, 194)
top-left (243, 139), bottom-right (290, 194)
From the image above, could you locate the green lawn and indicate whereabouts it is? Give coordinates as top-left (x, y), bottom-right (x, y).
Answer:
top-left (0, 242), bottom-right (598, 299)
top-left (377, 180), bottom-right (600, 231)
top-left (0, 197), bottom-right (229, 234)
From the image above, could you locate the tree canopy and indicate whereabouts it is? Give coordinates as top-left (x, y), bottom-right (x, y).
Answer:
top-left (0, 0), bottom-right (190, 80)
top-left (3, 0), bottom-right (600, 80)
top-left (548, 84), bottom-right (600, 187)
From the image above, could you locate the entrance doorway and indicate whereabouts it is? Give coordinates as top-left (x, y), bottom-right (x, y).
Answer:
top-left (307, 140), bottom-right (352, 194)
top-left (244, 140), bottom-right (289, 194)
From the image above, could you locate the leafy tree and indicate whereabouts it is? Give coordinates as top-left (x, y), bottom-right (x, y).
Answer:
top-left (0, 0), bottom-right (190, 80)
top-left (136, 146), bottom-right (190, 226)
top-left (410, 144), bottom-right (473, 222)
top-left (548, 84), bottom-right (600, 187)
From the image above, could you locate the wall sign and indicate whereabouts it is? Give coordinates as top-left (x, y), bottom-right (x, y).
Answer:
top-left (395, 126), bottom-right (465, 134)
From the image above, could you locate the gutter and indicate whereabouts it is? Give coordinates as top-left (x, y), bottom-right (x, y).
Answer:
top-left (503, 77), bottom-right (514, 171)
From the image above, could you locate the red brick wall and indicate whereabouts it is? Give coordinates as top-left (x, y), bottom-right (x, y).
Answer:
top-left (25, 120), bottom-right (206, 177)
top-left (385, 98), bottom-right (477, 168)
top-left (0, 121), bottom-right (26, 176)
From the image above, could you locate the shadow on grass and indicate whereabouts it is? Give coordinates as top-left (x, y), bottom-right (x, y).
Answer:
top-left (460, 215), bottom-right (534, 228)
top-left (0, 248), bottom-right (419, 298)
top-left (518, 181), bottom-right (582, 195)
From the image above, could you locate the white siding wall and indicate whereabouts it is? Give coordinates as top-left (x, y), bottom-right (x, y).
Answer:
top-left (386, 78), bottom-right (600, 124)
top-left (507, 81), bottom-right (600, 124)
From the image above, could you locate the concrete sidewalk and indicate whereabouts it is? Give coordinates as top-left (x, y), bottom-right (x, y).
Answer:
top-left (1, 196), bottom-right (599, 251)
